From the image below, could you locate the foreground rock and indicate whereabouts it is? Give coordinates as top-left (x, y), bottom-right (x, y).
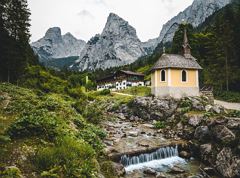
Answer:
top-left (216, 147), bottom-right (240, 178)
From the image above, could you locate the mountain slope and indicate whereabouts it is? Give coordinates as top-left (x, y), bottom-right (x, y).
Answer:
top-left (144, 0), bottom-right (232, 52)
top-left (71, 13), bottom-right (146, 71)
top-left (31, 27), bottom-right (86, 62)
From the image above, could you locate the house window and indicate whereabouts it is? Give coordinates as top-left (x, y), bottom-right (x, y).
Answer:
top-left (160, 70), bottom-right (166, 82)
top-left (182, 70), bottom-right (187, 82)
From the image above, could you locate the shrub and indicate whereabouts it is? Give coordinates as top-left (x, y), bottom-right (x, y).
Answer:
top-left (77, 126), bottom-right (106, 152)
top-left (214, 90), bottom-right (240, 103)
top-left (35, 137), bottom-right (97, 178)
top-left (179, 98), bottom-right (192, 108)
top-left (7, 109), bottom-right (63, 139)
top-left (0, 166), bottom-right (22, 178)
top-left (100, 161), bottom-right (117, 178)
top-left (73, 98), bottom-right (88, 115)
top-left (0, 135), bottom-right (11, 144)
top-left (83, 103), bottom-right (104, 125)
top-left (227, 110), bottom-right (240, 117)
top-left (154, 121), bottom-right (166, 129)
top-left (98, 89), bottom-right (110, 96)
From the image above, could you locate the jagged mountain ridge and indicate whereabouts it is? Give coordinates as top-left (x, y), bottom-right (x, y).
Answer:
top-left (31, 0), bottom-right (232, 71)
top-left (31, 27), bottom-right (86, 62)
top-left (71, 13), bottom-right (146, 71)
top-left (144, 0), bottom-right (232, 52)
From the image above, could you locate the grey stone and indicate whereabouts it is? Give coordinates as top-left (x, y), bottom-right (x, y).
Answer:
top-left (188, 115), bottom-right (203, 127)
top-left (212, 125), bottom-right (235, 143)
top-left (194, 126), bottom-right (211, 142)
top-left (156, 172), bottom-right (167, 178)
top-left (179, 151), bottom-right (191, 159)
top-left (216, 147), bottom-right (240, 178)
top-left (226, 118), bottom-right (240, 129)
top-left (127, 131), bottom-right (139, 137)
top-left (143, 168), bottom-right (157, 175)
top-left (200, 144), bottom-right (212, 162)
top-left (169, 165), bottom-right (185, 174)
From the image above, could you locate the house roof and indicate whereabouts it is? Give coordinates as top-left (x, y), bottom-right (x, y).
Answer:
top-left (96, 70), bottom-right (144, 83)
top-left (118, 70), bottom-right (144, 76)
top-left (151, 53), bottom-right (202, 71)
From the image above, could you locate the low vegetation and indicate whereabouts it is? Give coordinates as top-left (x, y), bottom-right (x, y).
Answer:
top-left (0, 83), bottom-right (107, 177)
top-left (119, 86), bottom-right (151, 97)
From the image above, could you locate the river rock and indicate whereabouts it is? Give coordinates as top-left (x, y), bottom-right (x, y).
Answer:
top-left (127, 131), bottom-right (139, 137)
top-left (137, 139), bottom-right (153, 147)
top-left (179, 151), bottom-right (191, 159)
top-left (156, 172), bottom-right (167, 178)
top-left (143, 168), bottom-right (157, 175)
top-left (226, 117), bottom-right (240, 129)
top-left (194, 126), bottom-right (211, 142)
top-left (112, 162), bottom-right (126, 176)
top-left (212, 125), bottom-right (235, 144)
top-left (211, 105), bottom-right (223, 114)
top-left (189, 97), bottom-right (205, 111)
top-left (188, 115), bottom-right (203, 127)
top-left (200, 144), bottom-right (212, 162)
top-left (203, 167), bottom-right (215, 176)
top-left (215, 147), bottom-right (240, 178)
top-left (169, 165), bottom-right (185, 174)
top-left (205, 105), bottom-right (212, 112)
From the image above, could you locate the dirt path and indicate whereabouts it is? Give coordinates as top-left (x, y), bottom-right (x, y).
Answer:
top-left (214, 100), bottom-right (240, 111)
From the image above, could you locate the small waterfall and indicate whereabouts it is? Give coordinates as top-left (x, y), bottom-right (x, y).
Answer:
top-left (120, 145), bottom-right (179, 167)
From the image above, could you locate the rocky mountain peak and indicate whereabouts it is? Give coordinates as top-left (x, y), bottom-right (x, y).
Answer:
top-left (143, 0), bottom-right (232, 52)
top-left (45, 27), bottom-right (62, 43)
top-left (31, 27), bottom-right (86, 63)
top-left (102, 13), bottom-right (137, 38)
top-left (71, 13), bottom-right (146, 71)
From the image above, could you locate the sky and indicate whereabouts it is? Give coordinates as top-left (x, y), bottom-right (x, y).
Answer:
top-left (28, 0), bottom-right (194, 42)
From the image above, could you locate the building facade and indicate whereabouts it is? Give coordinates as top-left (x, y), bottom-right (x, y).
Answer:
top-left (97, 70), bottom-right (144, 91)
top-left (151, 28), bottom-right (202, 98)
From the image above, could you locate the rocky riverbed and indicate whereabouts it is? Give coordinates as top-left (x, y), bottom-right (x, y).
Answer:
top-left (101, 96), bottom-right (240, 178)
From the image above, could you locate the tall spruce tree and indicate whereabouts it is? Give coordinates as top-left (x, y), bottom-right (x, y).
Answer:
top-left (0, 0), bottom-right (37, 82)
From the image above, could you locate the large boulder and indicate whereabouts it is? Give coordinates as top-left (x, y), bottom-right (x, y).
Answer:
top-left (194, 126), bottom-right (211, 142)
top-left (130, 97), bottom-right (178, 120)
top-left (215, 147), bottom-right (240, 178)
top-left (212, 125), bottom-right (236, 144)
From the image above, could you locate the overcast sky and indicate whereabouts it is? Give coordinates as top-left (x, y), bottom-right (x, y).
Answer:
top-left (28, 0), bottom-right (193, 42)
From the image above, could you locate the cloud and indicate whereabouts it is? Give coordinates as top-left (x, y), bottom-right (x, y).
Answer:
top-left (77, 10), bottom-right (95, 19)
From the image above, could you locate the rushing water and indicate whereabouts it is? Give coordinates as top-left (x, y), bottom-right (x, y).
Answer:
top-left (120, 145), bottom-right (179, 166)
top-left (120, 145), bottom-right (187, 172)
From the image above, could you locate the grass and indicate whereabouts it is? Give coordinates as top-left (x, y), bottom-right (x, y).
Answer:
top-left (0, 83), bottom-right (106, 177)
top-left (118, 86), bottom-right (151, 97)
top-left (214, 90), bottom-right (240, 103)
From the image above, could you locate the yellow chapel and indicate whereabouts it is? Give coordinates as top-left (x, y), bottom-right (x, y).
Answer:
top-left (151, 28), bottom-right (202, 99)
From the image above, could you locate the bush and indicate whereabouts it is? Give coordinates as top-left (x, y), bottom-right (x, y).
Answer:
top-left (35, 137), bottom-right (97, 178)
top-left (154, 121), bottom-right (166, 129)
top-left (0, 166), bottom-right (23, 178)
top-left (83, 103), bottom-right (104, 124)
top-left (73, 98), bottom-right (88, 115)
top-left (98, 89), bottom-right (110, 96)
top-left (7, 109), bottom-right (63, 139)
top-left (100, 161), bottom-right (117, 178)
top-left (179, 98), bottom-right (192, 108)
top-left (77, 125), bottom-right (106, 152)
top-left (214, 90), bottom-right (240, 103)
